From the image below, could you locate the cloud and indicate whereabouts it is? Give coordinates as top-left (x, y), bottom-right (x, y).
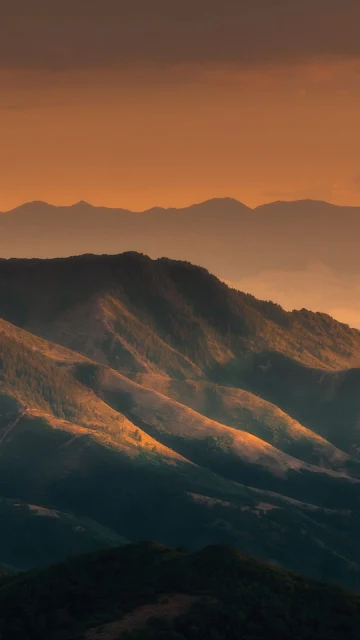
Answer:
top-left (1, 1), bottom-right (360, 72)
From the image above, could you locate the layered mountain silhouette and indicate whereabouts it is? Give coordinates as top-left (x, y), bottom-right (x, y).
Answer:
top-left (1, 198), bottom-right (360, 325)
top-left (1, 198), bottom-right (358, 274)
top-left (1, 253), bottom-right (360, 587)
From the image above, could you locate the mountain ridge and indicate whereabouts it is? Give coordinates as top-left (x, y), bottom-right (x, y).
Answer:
top-left (1, 196), bottom-right (356, 216)
top-left (2, 198), bottom-right (360, 331)
top-left (1, 253), bottom-right (360, 585)
top-left (0, 252), bottom-right (358, 369)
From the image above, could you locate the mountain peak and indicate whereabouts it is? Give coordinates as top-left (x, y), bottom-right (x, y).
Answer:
top-left (193, 196), bottom-right (250, 208)
top-left (71, 200), bottom-right (93, 208)
top-left (185, 197), bottom-right (251, 215)
top-left (13, 200), bottom-right (51, 211)
top-left (142, 197), bottom-right (251, 215)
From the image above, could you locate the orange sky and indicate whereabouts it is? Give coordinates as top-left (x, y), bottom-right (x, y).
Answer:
top-left (1, 1), bottom-right (360, 211)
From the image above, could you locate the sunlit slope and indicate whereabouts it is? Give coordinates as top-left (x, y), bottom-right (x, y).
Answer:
top-left (1, 318), bottom-right (360, 586)
top-left (78, 363), bottom-right (351, 471)
top-left (131, 372), bottom-right (355, 471)
top-left (209, 348), bottom-right (360, 453)
top-left (1, 315), bottom-right (359, 509)
top-left (0, 322), bottom-right (186, 461)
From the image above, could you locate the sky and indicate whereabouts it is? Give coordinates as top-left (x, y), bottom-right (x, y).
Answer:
top-left (1, 0), bottom-right (360, 211)
top-left (229, 263), bottom-right (360, 329)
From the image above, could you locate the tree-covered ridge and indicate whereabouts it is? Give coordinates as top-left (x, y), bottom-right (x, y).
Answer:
top-left (0, 542), bottom-right (360, 640)
top-left (0, 330), bottom-right (81, 419)
top-left (2, 253), bottom-right (360, 588)
top-left (1, 252), bottom-right (360, 372)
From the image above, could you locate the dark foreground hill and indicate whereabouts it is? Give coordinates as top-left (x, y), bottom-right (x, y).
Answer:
top-left (0, 542), bottom-right (360, 640)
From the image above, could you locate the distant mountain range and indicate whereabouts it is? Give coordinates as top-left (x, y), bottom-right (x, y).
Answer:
top-left (1, 252), bottom-right (360, 588)
top-left (2, 198), bottom-right (360, 325)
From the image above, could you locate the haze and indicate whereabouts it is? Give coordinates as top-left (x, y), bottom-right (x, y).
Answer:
top-left (1, 1), bottom-right (360, 325)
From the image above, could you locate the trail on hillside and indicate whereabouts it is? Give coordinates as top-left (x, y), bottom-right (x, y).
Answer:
top-left (0, 408), bottom-right (28, 449)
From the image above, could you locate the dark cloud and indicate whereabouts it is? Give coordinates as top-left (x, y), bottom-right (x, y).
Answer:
top-left (1, 1), bottom-right (360, 71)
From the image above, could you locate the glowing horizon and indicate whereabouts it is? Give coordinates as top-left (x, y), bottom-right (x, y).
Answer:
top-left (1, 2), bottom-right (360, 212)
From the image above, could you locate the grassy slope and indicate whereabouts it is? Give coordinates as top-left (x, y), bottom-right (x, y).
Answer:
top-left (88, 363), bottom-right (355, 472)
top-left (72, 362), bottom-right (360, 514)
top-left (2, 253), bottom-right (360, 455)
top-left (0, 323), bottom-right (187, 461)
top-left (0, 321), bottom-right (360, 585)
top-left (155, 376), bottom-right (353, 463)
top-left (1, 318), bottom-right (359, 504)
top-left (2, 255), bottom-right (360, 584)
top-left (1, 542), bottom-right (360, 640)
top-left (209, 348), bottom-right (360, 453)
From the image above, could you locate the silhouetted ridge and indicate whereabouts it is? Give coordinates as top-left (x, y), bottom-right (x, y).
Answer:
top-left (0, 252), bottom-right (359, 371)
top-left (2, 197), bottom-right (360, 342)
